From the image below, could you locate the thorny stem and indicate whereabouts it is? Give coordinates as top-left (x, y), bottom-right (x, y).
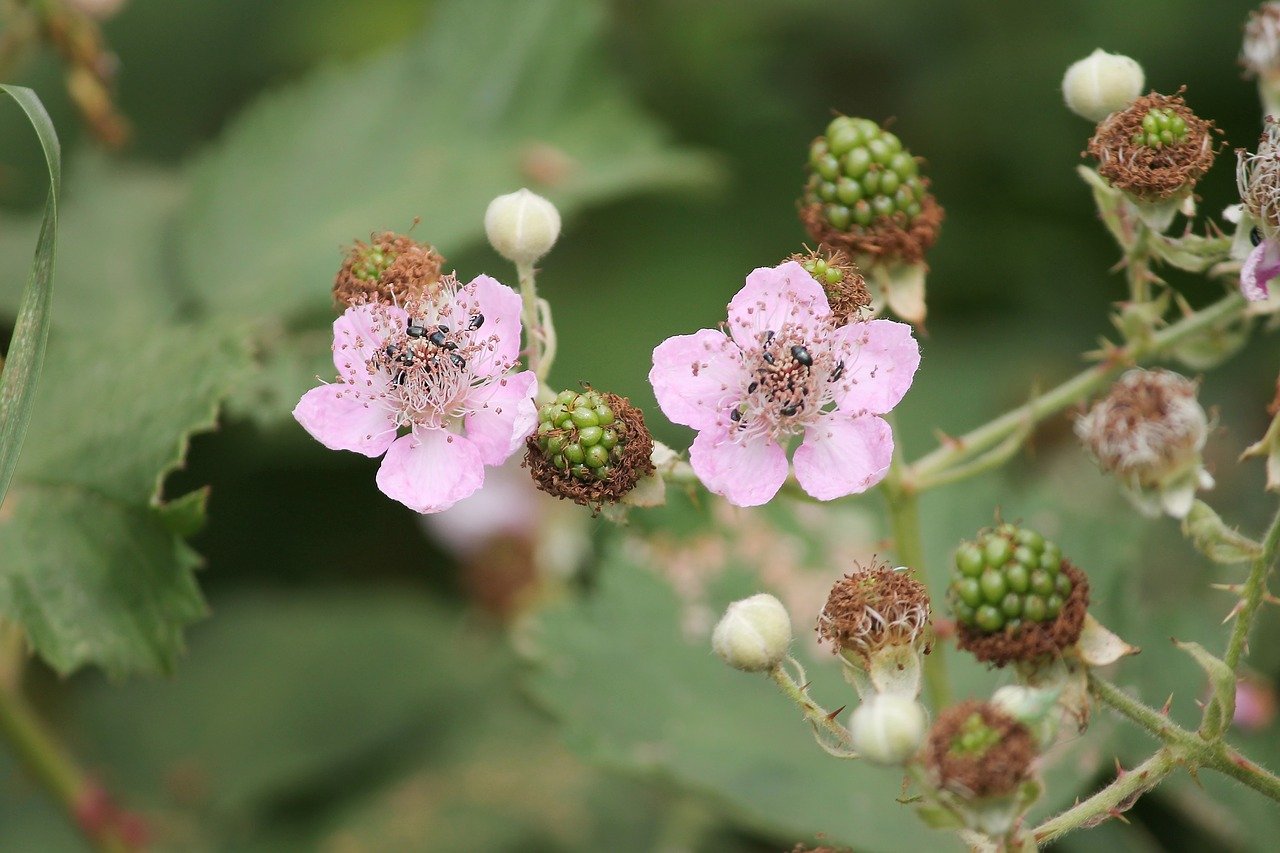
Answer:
top-left (1032, 749), bottom-right (1176, 845)
top-left (767, 659), bottom-right (857, 753)
top-left (1030, 673), bottom-right (1280, 841)
top-left (1221, 499), bottom-right (1280, 674)
top-left (908, 291), bottom-right (1247, 490)
top-left (881, 416), bottom-right (952, 708)
top-left (0, 665), bottom-right (133, 852)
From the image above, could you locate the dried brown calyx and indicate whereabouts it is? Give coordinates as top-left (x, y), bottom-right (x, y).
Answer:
top-left (525, 392), bottom-right (655, 512)
top-left (1075, 369), bottom-right (1207, 483)
top-left (1086, 90), bottom-right (1218, 202)
top-left (956, 563), bottom-right (1089, 667)
top-left (333, 231), bottom-right (445, 308)
top-left (800, 193), bottom-right (944, 267)
top-left (924, 700), bottom-right (1036, 799)
top-left (817, 562), bottom-right (931, 661)
top-left (787, 246), bottom-right (871, 325)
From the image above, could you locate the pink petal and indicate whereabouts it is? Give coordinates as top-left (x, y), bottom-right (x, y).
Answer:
top-left (689, 427), bottom-right (788, 507)
top-left (332, 304), bottom-right (407, 380)
top-left (828, 319), bottom-right (920, 415)
top-left (650, 329), bottom-right (747, 430)
top-left (1241, 239), bottom-right (1280, 302)
top-left (463, 370), bottom-right (539, 465)
top-left (451, 274), bottom-right (524, 378)
top-left (726, 261), bottom-right (831, 348)
top-left (793, 414), bottom-right (893, 500)
top-left (293, 384), bottom-right (398, 458)
top-left (375, 430), bottom-right (485, 513)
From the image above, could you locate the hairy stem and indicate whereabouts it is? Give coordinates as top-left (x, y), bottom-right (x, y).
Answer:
top-left (0, 677), bottom-right (131, 852)
top-left (1222, 500), bottom-right (1280, 673)
top-left (907, 291), bottom-right (1246, 489)
top-left (1032, 749), bottom-right (1175, 845)
top-left (768, 660), bottom-right (857, 752)
top-left (516, 261), bottom-right (553, 390)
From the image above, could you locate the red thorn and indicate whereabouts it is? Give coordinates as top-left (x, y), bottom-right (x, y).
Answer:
top-left (1114, 757), bottom-right (1127, 777)
top-left (826, 706), bottom-right (846, 722)
top-left (73, 784), bottom-right (115, 838)
top-left (1161, 694), bottom-right (1173, 715)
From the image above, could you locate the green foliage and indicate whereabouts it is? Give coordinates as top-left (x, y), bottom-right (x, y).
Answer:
top-left (0, 326), bottom-right (248, 676)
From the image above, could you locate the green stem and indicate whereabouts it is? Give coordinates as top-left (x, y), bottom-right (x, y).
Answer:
top-left (882, 419), bottom-right (952, 708)
top-left (515, 261), bottom-right (553, 390)
top-left (1090, 674), bottom-right (1280, 802)
top-left (1222, 501), bottom-right (1280, 673)
top-left (0, 678), bottom-right (131, 852)
top-left (907, 292), bottom-right (1246, 488)
top-left (1032, 749), bottom-right (1175, 845)
top-left (767, 660), bottom-right (857, 752)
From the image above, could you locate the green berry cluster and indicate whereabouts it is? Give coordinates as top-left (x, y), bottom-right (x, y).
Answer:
top-left (948, 524), bottom-right (1073, 633)
top-left (949, 712), bottom-right (1001, 758)
top-left (804, 116), bottom-right (927, 231)
top-left (1131, 107), bottom-right (1188, 148)
top-left (799, 255), bottom-right (846, 287)
top-left (352, 245), bottom-right (398, 281)
top-left (534, 389), bottom-right (623, 482)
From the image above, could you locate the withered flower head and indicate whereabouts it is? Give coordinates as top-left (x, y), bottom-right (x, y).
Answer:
top-left (333, 231), bottom-right (444, 308)
top-left (788, 246), bottom-right (871, 326)
top-left (817, 561), bottom-right (930, 661)
top-left (525, 388), bottom-right (655, 512)
top-left (1238, 119), bottom-right (1280, 241)
top-left (1243, 3), bottom-right (1280, 80)
top-left (1087, 90), bottom-right (1217, 202)
top-left (924, 701), bottom-right (1036, 799)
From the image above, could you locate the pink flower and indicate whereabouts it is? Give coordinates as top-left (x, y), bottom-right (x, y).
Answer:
top-left (1242, 238), bottom-right (1280, 301)
top-left (294, 274), bottom-right (538, 513)
top-left (649, 261), bottom-right (920, 507)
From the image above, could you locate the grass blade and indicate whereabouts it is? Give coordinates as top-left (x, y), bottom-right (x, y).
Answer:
top-left (0, 84), bottom-right (60, 507)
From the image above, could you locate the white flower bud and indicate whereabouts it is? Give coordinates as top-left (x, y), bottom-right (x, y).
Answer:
top-left (484, 188), bottom-right (561, 265)
top-left (847, 694), bottom-right (928, 766)
top-left (711, 594), bottom-right (791, 672)
top-left (1062, 49), bottom-right (1145, 122)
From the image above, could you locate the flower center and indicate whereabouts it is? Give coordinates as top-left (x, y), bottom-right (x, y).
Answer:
top-left (729, 324), bottom-right (841, 442)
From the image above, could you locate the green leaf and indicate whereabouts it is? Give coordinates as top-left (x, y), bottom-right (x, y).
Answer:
top-left (0, 326), bottom-right (249, 676)
top-left (174, 0), bottom-right (720, 325)
top-left (0, 84), bottom-right (60, 508)
top-left (1181, 500), bottom-right (1262, 565)
top-left (520, 549), bottom-right (957, 851)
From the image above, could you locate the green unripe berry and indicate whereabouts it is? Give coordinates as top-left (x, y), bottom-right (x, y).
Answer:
top-left (871, 195), bottom-right (896, 219)
top-left (578, 426), bottom-right (603, 446)
top-left (1023, 595), bottom-right (1047, 623)
top-left (818, 181), bottom-right (837, 202)
top-left (571, 463), bottom-right (591, 479)
top-left (551, 453), bottom-right (566, 469)
top-left (975, 605), bottom-right (1004, 632)
top-left (584, 444), bottom-right (609, 468)
top-left (1046, 594), bottom-right (1064, 618)
top-left (852, 200), bottom-right (874, 226)
top-left (1006, 563), bottom-right (1030, 594)
top-left (594, 464), bottom-right (611, 480)
top-left (843, 147), bottom-right (872, 179)
top-left (827, 117), bottom-right (862, 155)
top-left (861, 170), bottom-right (881, 196)
top-left (979, 568), bottom-right (1008, 604)
top-left (1000, 593), bottom-right (1023, 619)
top-left (556, 389), bottom-right (576, 406)
top-left (956, 544), bottom-right (984, 577)
top-left (836, 177), bottom-right (864, 205)
top-left (546, 435), bottom-right (566, 456)
top-left (1055, 572), bottom-right (1073, 598)
top-left (564, 443), bottom-right (585, 465)
top-left (571, 407), bottom-right (599, 428)
top-left (1029, 569), bottom-right (1054, 597)
top-left (555, 413), bottom-right (574, 430)
top-left (984, 536), bottom-right (1012, 567)
top-left (956, 578), bottom-right (983, 608)
top-left (1013, 545), bottom-right (1036, 567)
top-left (954, 601), bottom-right (976, 624)
top-left (879, 170), bottom-right (901, 195)
top-left (824, 266), bottom-right (843, 285)
top-left (867, 137), bottom-right (894, 166)
top-left (600, 428), bottom-right (619, 450)
top-left (890, 151), bottom-right (917, 178)
top-left (1040, 551), bottom-right (1061, 573)
top-left (826, 204), bottom-right (852, 230)
top-left (816, 153), bottom-right (840, 181)
top-left (1015, 528), bottom-right (1044, 552)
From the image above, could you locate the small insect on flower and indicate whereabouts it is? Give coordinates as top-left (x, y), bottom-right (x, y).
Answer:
top-left (294, 273), bottom-right (538, 513)
top-left (649, 261), bottom-right (920, 507)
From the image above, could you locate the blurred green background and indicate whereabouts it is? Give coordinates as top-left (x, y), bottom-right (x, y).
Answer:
top-left (2, 0), bottom-right (1279, 850)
